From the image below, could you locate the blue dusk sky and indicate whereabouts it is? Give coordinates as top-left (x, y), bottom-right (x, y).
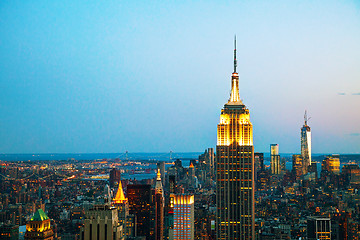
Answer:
top-left (0, 1), bottom-right (359, 154)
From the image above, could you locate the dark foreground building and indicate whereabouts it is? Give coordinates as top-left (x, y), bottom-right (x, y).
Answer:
top-left (127, 184), bottom-right (154, 239)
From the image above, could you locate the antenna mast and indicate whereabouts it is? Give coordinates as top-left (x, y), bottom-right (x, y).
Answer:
top-left (234, 35), bottom-right (237, 73)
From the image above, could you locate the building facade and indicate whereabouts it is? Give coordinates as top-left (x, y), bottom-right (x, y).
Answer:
top-left (80, 205), bottom-right (123, 240)
top-left (270, 144), bottom-right (281, 175)
top-left (292, 154), bottom-right (303, 180)
top-left (109, 168), bottom-right (121, 188)
top-left (172, 194), bottom-right (194, 240)
top-left (216, 39), bottom-right (255, 240)
top-left (307, 217), bottom-right (331, 240)
top-left (127, 184), bottom-right (154, 239)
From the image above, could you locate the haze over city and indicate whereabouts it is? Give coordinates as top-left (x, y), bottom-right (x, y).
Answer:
top-left (1, 1), bottom-right (359, 154)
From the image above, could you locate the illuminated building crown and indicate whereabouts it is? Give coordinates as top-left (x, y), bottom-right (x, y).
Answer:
top-left (113, 180), bottom-right (127, 204)
top-left (227, 35), bottom-right (244, 105)
top-left (155, 168), bottom-right (163, 194)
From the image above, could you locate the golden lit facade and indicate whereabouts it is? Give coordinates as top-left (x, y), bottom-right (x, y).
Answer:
top-left (24, 209), bottom-right (53, 240)
top-left (216, 40), bottom-right (255, 240)
top-left (292, 154), bottom-right (303, 179)
top-left (217, 74), bottom-right (253, 147)
top-left (322, 155), bottom-right (340, 175)
top-left (172, 194), bottom-right (194, 240)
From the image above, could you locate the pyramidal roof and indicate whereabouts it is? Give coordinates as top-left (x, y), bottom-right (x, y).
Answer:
top-left (31, 209), bottom-right (49, 221)
top-left (113, 180), bottom-right (127, 204)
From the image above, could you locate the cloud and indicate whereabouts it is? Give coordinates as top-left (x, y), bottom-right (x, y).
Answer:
top-left (338, 92), bottom-right (346, 95)
top-left (352, 93), bottom-right (360, 95)
top-left (349, 133), bottom-right (360, 136)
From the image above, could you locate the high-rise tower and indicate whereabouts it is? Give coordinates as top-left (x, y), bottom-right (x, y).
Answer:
top-left (301, 111), bottom-right (312, 174)
top-left (270, 144), bottom-right (281, 175)
top-left (154, 169), bottom-right (164, 240)
top-left (172, 194), bottom-right (194, 240)
top-left (216, 37), bottom-right (255, 240)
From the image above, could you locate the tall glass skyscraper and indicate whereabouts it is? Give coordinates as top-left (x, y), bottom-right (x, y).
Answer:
top-left (301, 111), bottom-right (312, 174)
top-left (216, 38), bottom-right (255, 240)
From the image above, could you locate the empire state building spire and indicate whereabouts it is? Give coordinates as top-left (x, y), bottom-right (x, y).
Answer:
top-left (234, 35), bottom-right (237, 73)
top-left (228, 35), bottom-right (242, 104)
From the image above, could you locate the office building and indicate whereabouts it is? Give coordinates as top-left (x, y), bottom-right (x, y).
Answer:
top-left (0, 224), bottom-right (19, 240)
top-left (216, 38), bottom-right (255, 240)
top-left (322, 155), bottom-right (340, 175)
top-left (172, 194), bottom-right (194, 240)
top-left (292, 154), bottom-right (303, 179)
top-left (127, 184), bottom-right (154, 239)
top-left (24, 209), bottom-right (54, 240)
top-left (169, 175), bottom-right (176, 194)
top-left (270, 144), bottom-right (281, 175)
top-left (254, 152), bottom-right (264, 172)
top-left (109, 168), bottom-right (121, 188)
top-left (80, 205), bottom-right (123, 240)
top-left (342, 164), bottom-right (360, 186)
top-left (301, 111), bottom-right (312, 174)
top-left (307, 217), bottom-right (331, 240)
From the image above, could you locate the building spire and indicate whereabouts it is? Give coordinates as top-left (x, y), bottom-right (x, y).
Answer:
top-left (304, 110), bottom-right (311, 126)
top-left (228, 35), bottom-right (242, 104)
top-left (156, 168), bottom-right (161, 181)
top-left (155, 168), bottom-right (164, 197)
top-left (234, 35), bottom-right (237, 73)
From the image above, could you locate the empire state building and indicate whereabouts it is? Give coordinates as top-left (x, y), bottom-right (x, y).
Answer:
top-left (216, 38), bottom-right (255, 240)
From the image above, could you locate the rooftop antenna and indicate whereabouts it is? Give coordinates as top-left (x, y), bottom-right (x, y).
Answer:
top-left (304, 110), bottom-right (311, 125)
top-left (234, 35), bottom-right (237, 73)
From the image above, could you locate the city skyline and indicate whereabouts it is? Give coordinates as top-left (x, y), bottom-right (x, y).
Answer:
top-left (1, 1), bottom-right (360, 154)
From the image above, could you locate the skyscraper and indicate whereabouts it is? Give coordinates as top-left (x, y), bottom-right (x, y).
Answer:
top-left (292, 154), bottom-right (303, 180)
top-left (322, 155), bottom-right (340, 175)
top-left (307, 217), bottom-right (331, 240)
top-left (216, 37), bottom-right (255, 240)
top-left (80, 205), bottom-right (123, 240)
top-left (154, 169), bottom-right (164, 240)
top-left (270, 144), bottom-right (281, 175)
top-left (301, 111), bottom-right (312, 174)
top-left (127, 184), bottom-right (154, 239)
top-left (109, 168), bottom-right (121, 188)
top-left (172, 194), bottom-right (194, 240)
